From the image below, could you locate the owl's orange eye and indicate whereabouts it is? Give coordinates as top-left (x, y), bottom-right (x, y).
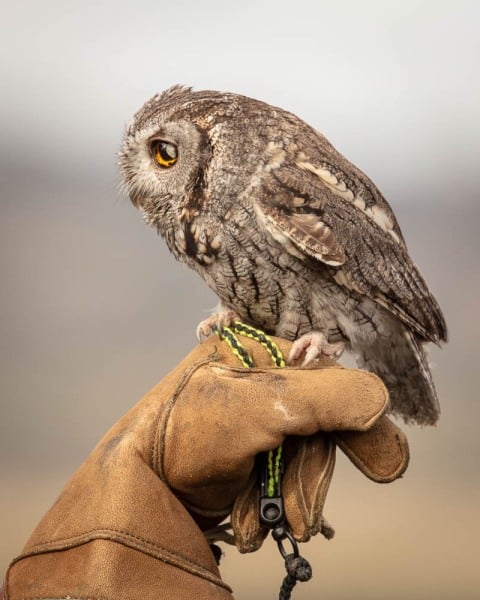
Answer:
top-left (150, 140), bottom-right (178, 168)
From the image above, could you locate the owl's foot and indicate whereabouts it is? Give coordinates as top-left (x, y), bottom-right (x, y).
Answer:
top-left (288, 331), bottom-right (345, 366)
top-left (196, 310), bottom-right (242, 341)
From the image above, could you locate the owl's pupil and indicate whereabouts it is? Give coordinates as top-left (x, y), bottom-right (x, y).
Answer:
top-left (151, 140), bottom-right (178, 167)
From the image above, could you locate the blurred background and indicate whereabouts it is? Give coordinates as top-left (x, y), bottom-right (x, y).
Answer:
top-left (1, 1), bottom-right (479, 597)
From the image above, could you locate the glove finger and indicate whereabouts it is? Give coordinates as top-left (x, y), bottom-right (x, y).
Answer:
top-left (231, 473), bottom-right (268, 553)
top-left (335, 416), bottom-right (409, 483)
top-left (282, 436), bottom-right (336, 542)
top-left (204, 362), bottom-right (388, 433)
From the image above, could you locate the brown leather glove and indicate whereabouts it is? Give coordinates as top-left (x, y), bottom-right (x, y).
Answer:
top-left (2, 335), bottom-right (409, 600)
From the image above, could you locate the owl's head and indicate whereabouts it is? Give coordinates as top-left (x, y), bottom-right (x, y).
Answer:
top-left (119, 85), bottom-right (291, 235)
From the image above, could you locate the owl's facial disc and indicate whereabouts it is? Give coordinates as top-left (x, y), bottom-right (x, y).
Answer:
top-left (120, 117), bottom-right (210, 233)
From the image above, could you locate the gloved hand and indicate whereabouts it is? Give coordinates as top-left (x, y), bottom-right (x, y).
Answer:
top-left (3, 335), bottom-right (408, 600)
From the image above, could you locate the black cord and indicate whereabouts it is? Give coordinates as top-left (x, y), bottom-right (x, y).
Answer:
top-left (272, 524), bottom-right (313, 600)
top-left (279, 554), bottom-right (313, 600)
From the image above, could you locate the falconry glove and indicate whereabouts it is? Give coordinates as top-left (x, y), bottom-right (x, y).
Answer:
top-left (2, 335), bottom-right (409, 600)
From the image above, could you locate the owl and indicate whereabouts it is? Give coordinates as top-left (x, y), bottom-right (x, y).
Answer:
top-left (119, 85), bottom-right (447, 425)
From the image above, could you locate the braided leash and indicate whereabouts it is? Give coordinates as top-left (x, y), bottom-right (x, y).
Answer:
top-left (213, 321), bottom-right (313, 600)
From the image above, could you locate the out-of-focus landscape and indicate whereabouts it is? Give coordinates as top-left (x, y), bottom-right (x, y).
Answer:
top-left (1, 2), bottom-right (479, 598)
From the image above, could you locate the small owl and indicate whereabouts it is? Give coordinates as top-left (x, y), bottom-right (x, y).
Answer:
top-left (120, 85), bottom-right (447, 425)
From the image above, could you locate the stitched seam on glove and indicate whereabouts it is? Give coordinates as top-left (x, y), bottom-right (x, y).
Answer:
top-left (152, 357), bottom-right (215, 479)
top-left (8, 528), bottom-right (232, 592)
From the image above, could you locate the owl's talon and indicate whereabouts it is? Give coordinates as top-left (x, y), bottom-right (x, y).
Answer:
top-left (196, 323), bottom-right (211, 342)
top-left (288, 332), bottom-right (345, 366)
top-left (196, 310), bottom-right (241, 342)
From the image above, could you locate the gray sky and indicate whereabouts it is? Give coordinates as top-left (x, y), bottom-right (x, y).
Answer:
top-left (1, 1), bottom-right (479, 597)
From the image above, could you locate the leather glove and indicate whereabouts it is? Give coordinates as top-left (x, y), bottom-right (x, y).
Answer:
top-left (2, 335), bottom-right (409, 600)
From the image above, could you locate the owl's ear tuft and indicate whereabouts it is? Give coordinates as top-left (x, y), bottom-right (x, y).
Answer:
top-left (157, 85), bottom-right (193, 103)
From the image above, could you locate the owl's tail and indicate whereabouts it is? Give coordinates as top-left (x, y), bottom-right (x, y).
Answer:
top-left (356, 328), bottom-right (440, 426)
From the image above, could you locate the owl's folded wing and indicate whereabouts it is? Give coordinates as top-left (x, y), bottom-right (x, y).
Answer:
top-left (253, 165), bottom-right (446, 344)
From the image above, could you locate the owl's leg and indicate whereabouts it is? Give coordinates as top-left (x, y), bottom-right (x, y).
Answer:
top-left (288, 331), bottom-right (345, 366)
top-left (196, 306), bottom-right (241, 340)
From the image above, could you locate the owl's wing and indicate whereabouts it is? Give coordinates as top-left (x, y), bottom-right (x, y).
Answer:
top-left (255, 160), bottom-right (447, 344)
